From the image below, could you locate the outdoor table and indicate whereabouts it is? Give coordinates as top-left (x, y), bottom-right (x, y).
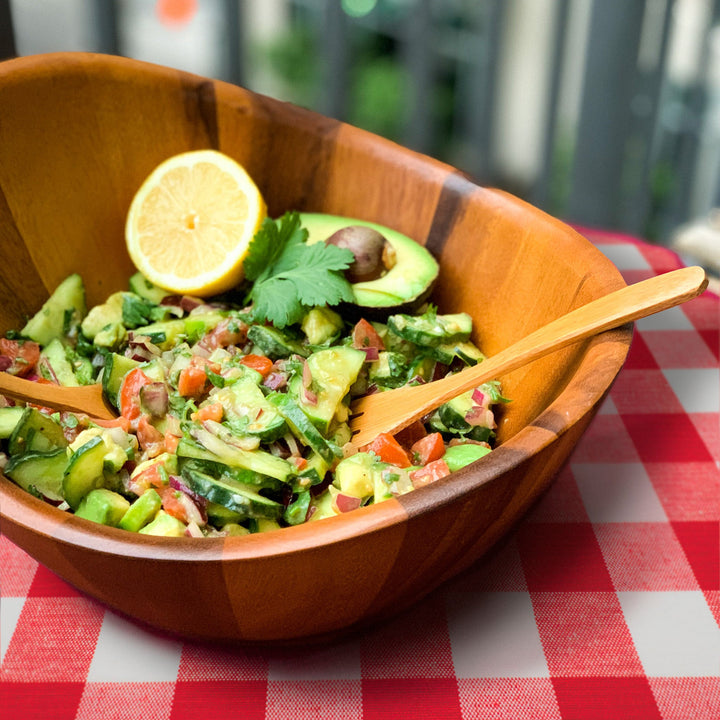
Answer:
top-left (2, 229), bottom-right (718, 720)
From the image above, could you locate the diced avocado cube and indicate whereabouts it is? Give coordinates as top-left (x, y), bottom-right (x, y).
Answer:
top-left (301, 307), bottom-right (344, 345)
top-left (75, 488), bottom-right (131, 527)
top-left (139, 510), bottom-right (187, 537)
top-left (443, 443), bottom-right (491, 472)
top-left (119, 488), bottom-right (162, 532)
top-left (333, 452), bottom-right (376, 499)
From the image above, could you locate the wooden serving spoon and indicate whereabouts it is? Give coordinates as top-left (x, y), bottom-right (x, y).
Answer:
top-left (0, 372), bottom-right (116, 420)
top-left (348, 266), bottom-right (708, 449)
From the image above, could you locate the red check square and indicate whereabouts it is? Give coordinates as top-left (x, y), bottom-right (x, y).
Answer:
top-left (362, 678), bottom-right (462, 720)
top-left (552, 677), bottom-right (661, 719)
top-left (571, 415), bottom-right (641, 463)
top-left (27, 563), bottom-right (84, 598)
top-left (622, 413), bottom-right (714, 463)
top-left (672, 521), bottom-right (720, 591)
top-left (517, 523), bottom-right (614, 592)
top-left (623, 332), bottom-right (660, 369)
top-left (0, 682), bottom-right (84, 720)
top-left (611, 370), bottom-right (685, 414)
top-left (170, 681), bottom-right (268, 720)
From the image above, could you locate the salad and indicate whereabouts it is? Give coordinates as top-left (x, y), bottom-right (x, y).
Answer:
top-left (0, 212), bottom-right (506, 537)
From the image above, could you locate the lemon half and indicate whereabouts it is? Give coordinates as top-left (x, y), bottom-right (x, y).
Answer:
top-left (125, 150), bottom-right (266, 296)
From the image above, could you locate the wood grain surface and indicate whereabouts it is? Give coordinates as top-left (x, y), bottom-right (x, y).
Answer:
top-left (0, 53), bottom-right (632, 644)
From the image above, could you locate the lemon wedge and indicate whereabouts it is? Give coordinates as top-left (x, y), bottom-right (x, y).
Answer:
top-left (125, 149), bottom-right (266, 296)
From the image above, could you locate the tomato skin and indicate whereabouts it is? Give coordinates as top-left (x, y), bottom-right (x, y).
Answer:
top-left (136, 415), bottom-right (166, 457)
top-left (352, 318), bottom-right (385, 351)
top-left (239, 354), bottom-right (273, 378)
top-left (364, 432), bottom-right (411, 468)
top-left (410, 459), bottom-right (451, 488)
top-left (160, 486), bottom-right (190, 523)
top-left (192, 402), bottom-right (224, 423)
top-left (177, 356), bottom-right (220, 398)
top-left (0, 338), bottom-right (40, 377)
top-left (120, 367), bottom-right (154, 421)
top-left (411, 432), bottom-right (446, 465)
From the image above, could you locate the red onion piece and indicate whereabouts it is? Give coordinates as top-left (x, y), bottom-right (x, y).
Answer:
top-left (0, 356), bottom-right (11, 372)
top-left (263, 372), bottom-right (287, 390)
top-left (139, 382), bottom-right (169, 418)
top-left (359, 346), bottom-right (379, 362)
top-left (335, 492), bottom-right (362, 513)
top-left (471, 388), bottom-right (487, 406)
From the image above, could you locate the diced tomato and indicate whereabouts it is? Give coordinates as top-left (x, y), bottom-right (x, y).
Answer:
top-left (289, 456), bottom-right (308, 471)
top-left (198, 318), bottom-right (248, 351)
top-left (239, 353), bottom-right (273, 378)
top-left (131, 462), bottom-right (167, 493)
top-left (411, 432), bottom-right (446, 465)
top-left (120, 367), bottom-right (154, 421)
top-left (0, 338), bottom-right (40, 377)
top-left (92, 415), bottom-right (131, 433)
top-left (192, 402), bottom-right (224, 423)
top-left (410, 459), bottom-right (451, 488)
top-left (136, 414), bottom-right (166, 457)
top-left (352, 318), bottom-right (385, 351)
top-left (164, 431), bottom-right (181, 454)
top-left (364, 432), bottom-right (411, 468)
top-left (160, 486), bottom-right (190, 523)
top-left (177, 356), bottom-right (219, 398)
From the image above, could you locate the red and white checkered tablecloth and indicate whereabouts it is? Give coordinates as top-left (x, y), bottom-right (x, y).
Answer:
top-left (1, 230), bottom-right (718, 720)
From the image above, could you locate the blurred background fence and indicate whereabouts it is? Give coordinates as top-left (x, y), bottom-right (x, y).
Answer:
top-left (1, 0), bottom-right (720, 249)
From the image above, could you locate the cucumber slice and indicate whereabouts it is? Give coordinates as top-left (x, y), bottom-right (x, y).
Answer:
top-left (21, 273), bottom-right (86, 345)
top-left (388, 312), bottom-right (472, 348)
top-left (5, 448), bottom-right (68, 502)
top-left (215, 379), bottom-right (287, 442)
top-left (181, 466), bottom-right (283, 520)
top-left (185, 425), bottom-right (296, 483)
top-left (267, 393), bottom-right (342, 466)
top-left (62, 435), bottom-right (110, 510)
top-left (38, 338), bottom-right (80, 386)
top-left (290, 346), bottom-right (365, 434)
top-left (247, 325), bottom-right (308, 359)
top-left (178, 456), bottom-right (285, 492)
top-left (128, 272), bottom-right (172, 304)
top-left (100, 353), bottom-right (140, 410)
top-left (0, 406), bottom-right (25, 439)
top-left (8, 407), bottom-right (68, 456)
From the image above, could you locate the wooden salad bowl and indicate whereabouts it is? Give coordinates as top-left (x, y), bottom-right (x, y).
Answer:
top-left (0, 53), bottom-right (632, 644)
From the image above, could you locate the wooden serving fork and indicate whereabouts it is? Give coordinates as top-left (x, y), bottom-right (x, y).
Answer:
top-left (348, 266), bottom-right (708, 449)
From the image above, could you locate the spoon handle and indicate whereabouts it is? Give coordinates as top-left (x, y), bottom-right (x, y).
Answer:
top-left (349, 266), bottom-right (708, 446)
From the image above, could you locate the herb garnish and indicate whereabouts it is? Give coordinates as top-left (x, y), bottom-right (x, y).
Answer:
top-left (243, 212), bottom-right (354, 328)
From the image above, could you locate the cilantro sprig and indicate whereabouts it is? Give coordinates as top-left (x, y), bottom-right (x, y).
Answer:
top-left (243, 212), bottom-right (355, 328)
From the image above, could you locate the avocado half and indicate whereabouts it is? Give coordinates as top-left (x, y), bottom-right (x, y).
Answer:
top-left (301, 213), bottom-right (439, 317)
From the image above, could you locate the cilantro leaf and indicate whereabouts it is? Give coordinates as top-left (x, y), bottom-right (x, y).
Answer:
top-left (244, 212), bottom-right (355, 328)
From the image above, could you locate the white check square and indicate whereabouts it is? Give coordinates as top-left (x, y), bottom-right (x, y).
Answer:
top-left (595, 244), bottom-right (651, 270)
top-left (447, 591), bottom-right (549, 678)
top-left (0, 596), bottom-right (25, 664)
top-left (618, 591), bottom-right (720, 676)
top-left (663, 368), bottom-right (720, 413)
top-left (573, 463), bottom-right (667, 522)
top-left (87, 610), bottom-right (183, 682)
